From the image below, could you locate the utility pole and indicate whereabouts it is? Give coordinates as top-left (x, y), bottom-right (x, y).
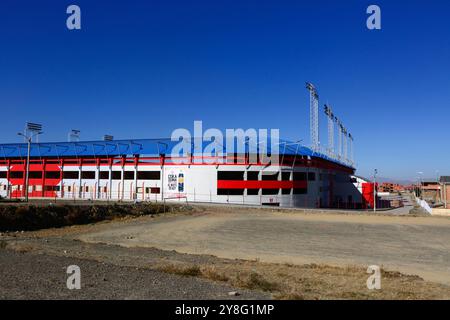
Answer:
top-left (373, 169), bottom-right (378, 212)
top-left (18, 130), bottom-right (43, 202)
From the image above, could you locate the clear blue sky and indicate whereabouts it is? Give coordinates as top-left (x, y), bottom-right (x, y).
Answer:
top-left (0, 0), bottom-right (449, 181)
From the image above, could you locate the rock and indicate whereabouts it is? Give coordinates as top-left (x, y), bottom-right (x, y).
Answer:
top-left (228, 291), bottom-right (240, 296)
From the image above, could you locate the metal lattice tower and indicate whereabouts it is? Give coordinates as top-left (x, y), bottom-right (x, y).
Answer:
top-left (343, 128), bottom-right (348, 163)
top-left (306, 82), bottom-right (319, 151)
top-left (349, 133), bottom-right (354, 165)
top-left (324, 104), bottom-right (334, 158)
top-left (337, 121), bottom-right (343, 160)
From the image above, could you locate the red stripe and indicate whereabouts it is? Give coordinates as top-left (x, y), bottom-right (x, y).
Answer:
top-left (217, 180), bottom-right (307, 189)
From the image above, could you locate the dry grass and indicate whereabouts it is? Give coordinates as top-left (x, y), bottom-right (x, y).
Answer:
top-left (0, 203), bottom-right (192, 232)
top-left (7, 242), bottom-right (34, 253)
top-left (236, 271), bottom-right (279, 292)
top-left (201, 266), bottom-right (229, 282)
top-left (155, 260), bottom-right (450, 300)
top-left (157, 264), bottom-right (202, 277)
top-left (0, 240), bottom-right (7, 249)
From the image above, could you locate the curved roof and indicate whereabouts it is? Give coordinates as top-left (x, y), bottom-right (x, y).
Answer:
top-left (0, 138), bottom-right (354, 169)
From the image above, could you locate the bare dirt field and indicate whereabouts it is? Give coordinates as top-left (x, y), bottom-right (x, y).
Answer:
top-left (77, 206), bottom-right (450, 285)
top-left (1, 204), bottom-right (450, 299)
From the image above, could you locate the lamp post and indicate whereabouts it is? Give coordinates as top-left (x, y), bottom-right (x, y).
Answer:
top-left (373, 169), bottom-right (378, 212)
top-left (17, 131), bottom-right (42, 202)
top-left (417, 171), bottom-right (424, 199)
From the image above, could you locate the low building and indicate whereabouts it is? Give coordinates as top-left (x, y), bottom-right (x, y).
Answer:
top-left (440, 176), bottom-right (450, 209)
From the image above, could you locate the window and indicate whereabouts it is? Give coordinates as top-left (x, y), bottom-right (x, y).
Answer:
top-left (262, 189), bottom-right (279, 195)
top-left (262, 172), bottom-right (278, 181)
top-left (293, 172), bottom-right (306, 181)
top-left (217, 171), bottom-right (244, 180)
top-left (0, 171), bottom-right (7, 179)
top-left (10, 171), bottom-right (24, 179)
top-left (282, 188), bottom-right (291, 195)
top-left (293, 188), bottom-right (307, 194)
top-left (99, 171), bottom-right (109, 180)
top-left (44, 185), bottom-right (60, 192)
top-left (45, 171), bottom-right (60, 179)
top-left (28, 171), bottom-right (42, 179)
top-left (111, 171), bottom-right (121, 180)
top-left (247, 172), bottom-right (259, 180)
top-left (247, 189), bottom-right (259, 195)
top-left (281, 172), bottom-right (291, 181)
top-left (145, 187), bottom-right (160, 194)
top-left (308, 172), bottom-right (316, 181)
top-left (124, 171), bottom-right (135, 180)
top-left (137, 171), bottom-right (160, 180)
top-left (81, 171), bottom-right (95, 179)
top-left (63, 171), bottom-right (79, 179)
top-left (217, 189), bottom-right (244, 195)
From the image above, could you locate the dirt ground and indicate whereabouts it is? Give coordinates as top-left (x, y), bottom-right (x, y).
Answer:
top-left (1, 205), bottom-right (450, 299)
top-left (77, 206), bottom-right (450, 285)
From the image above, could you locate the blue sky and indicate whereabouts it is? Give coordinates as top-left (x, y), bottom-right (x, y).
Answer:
top-left (0, 0), bottom-right (449, 181)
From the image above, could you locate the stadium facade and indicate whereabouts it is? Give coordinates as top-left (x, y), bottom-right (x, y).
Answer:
top-left (0, 137), bottom-right (368, 208)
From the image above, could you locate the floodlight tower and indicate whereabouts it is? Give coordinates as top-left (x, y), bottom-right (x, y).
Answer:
top-left (324, 104), bottom-right (334, 158)
top-left (25, 122), bottom-right (43, 143)
top-left (337, 120), bottom-right (343, 160)
top-left (349, 133), bottom-right (354, 165)
top-left (343, 127), bottom-right (348, 163)
top-left (68, 130), bottom-right (80, 142)
top-left (306, 82), bottom-right (319, 152)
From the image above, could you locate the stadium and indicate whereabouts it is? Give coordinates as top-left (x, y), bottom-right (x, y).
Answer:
top-left (0, 83), bottom-right (375, 209)
top-left (0, 135), bottom-right (369, 208)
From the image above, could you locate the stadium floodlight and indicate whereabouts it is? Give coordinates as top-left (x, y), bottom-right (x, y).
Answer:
top-left (24, 122), bottom-right (43, 143)
top-left (17, 130), bottom-right (43, 202)
top-left (26, 122), bottom-right (42, 132)
top-left (68, 129), bottom-right (81, 142)
top-left (306, 82), bottom-right (319, 151)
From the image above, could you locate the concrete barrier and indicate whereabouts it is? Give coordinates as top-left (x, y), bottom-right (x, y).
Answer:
top-left (416, 197), bottom-right (432, 214)
top-left (431, 208), bottom-right (450, 217)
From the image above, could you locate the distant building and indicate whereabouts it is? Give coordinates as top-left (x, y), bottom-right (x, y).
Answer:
top-left (378, 182), bottom-right (403, 193)
top-left (440, 176), bottom-right (450, 209)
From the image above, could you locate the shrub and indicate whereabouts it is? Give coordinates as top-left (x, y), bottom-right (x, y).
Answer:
top-left (0, 203), bottom-right (181, 232)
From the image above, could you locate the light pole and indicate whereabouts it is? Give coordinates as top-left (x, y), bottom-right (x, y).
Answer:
top-left (373, 169), bottom-right (378, 212)
top-left (417, 171), bottom-right (424, 199)
top-left (18, 131), bottom-right (42, 202)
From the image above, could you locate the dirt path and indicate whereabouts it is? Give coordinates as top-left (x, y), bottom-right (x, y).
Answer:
top-left (76, 209), bottom-right (450, 285)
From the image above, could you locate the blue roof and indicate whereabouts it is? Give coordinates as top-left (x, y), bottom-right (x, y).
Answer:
top-left (0, 138), bottom-right (353, 168)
